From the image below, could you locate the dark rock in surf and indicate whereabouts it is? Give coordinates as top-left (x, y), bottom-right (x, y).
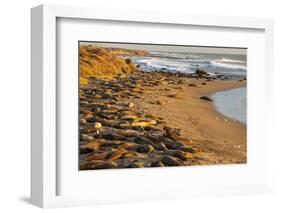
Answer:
top-left (195, 68), bottom-right (207, 77)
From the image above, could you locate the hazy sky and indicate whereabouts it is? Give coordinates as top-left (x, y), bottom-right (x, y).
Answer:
top-left (80, 41), bottom-right (247, 55)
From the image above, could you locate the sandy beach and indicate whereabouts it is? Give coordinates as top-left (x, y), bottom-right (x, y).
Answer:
top-left (134, 76), bottom-right (247, 165)
top-left (79, 44), bottom-right (247, 170)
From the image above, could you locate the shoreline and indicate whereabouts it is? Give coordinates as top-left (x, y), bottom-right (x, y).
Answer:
top-left (204, 82), bottom-right (247, 127)
top-left (210, 86), bottom-right (246, 126)
top-left (132, 73), bottom-right (247, 165)
top-left (80, 70), bottom-right (247, 169)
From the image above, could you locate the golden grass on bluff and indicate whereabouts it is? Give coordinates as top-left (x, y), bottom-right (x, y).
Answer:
top-left (79, 45), bottom-right (147, 84)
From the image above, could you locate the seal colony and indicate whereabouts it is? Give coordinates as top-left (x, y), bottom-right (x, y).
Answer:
top-left (79, 44), bottom-right (247, 170)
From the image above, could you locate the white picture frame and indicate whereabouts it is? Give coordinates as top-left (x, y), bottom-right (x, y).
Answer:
top-left (31, 4), bottom-right (274, 208)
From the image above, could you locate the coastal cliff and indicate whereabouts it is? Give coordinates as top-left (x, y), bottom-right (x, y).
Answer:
top-left (79, 45), bottom-right (147, 84)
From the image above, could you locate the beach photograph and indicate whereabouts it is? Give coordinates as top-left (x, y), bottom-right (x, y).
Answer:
top-left (79, 42), bottom-right (247, 170)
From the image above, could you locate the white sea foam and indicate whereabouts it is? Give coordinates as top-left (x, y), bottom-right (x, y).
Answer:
top-left (131, 52), bottom-right (247, 76)
top-left (132, 56), bottom-right (195, 73)
top-left (210, 57), bottom-right (247, 70)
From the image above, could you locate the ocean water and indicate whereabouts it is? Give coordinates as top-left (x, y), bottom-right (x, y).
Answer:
top-left (131, 51), bottom-right (247, 77)
top-left (130, 51), bottom-right (247, 124)
top-left (211, 87), bottom-right (247, 124)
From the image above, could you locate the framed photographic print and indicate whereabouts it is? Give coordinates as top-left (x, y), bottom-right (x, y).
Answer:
top-left (31, 4), bottom-right (274, 208)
